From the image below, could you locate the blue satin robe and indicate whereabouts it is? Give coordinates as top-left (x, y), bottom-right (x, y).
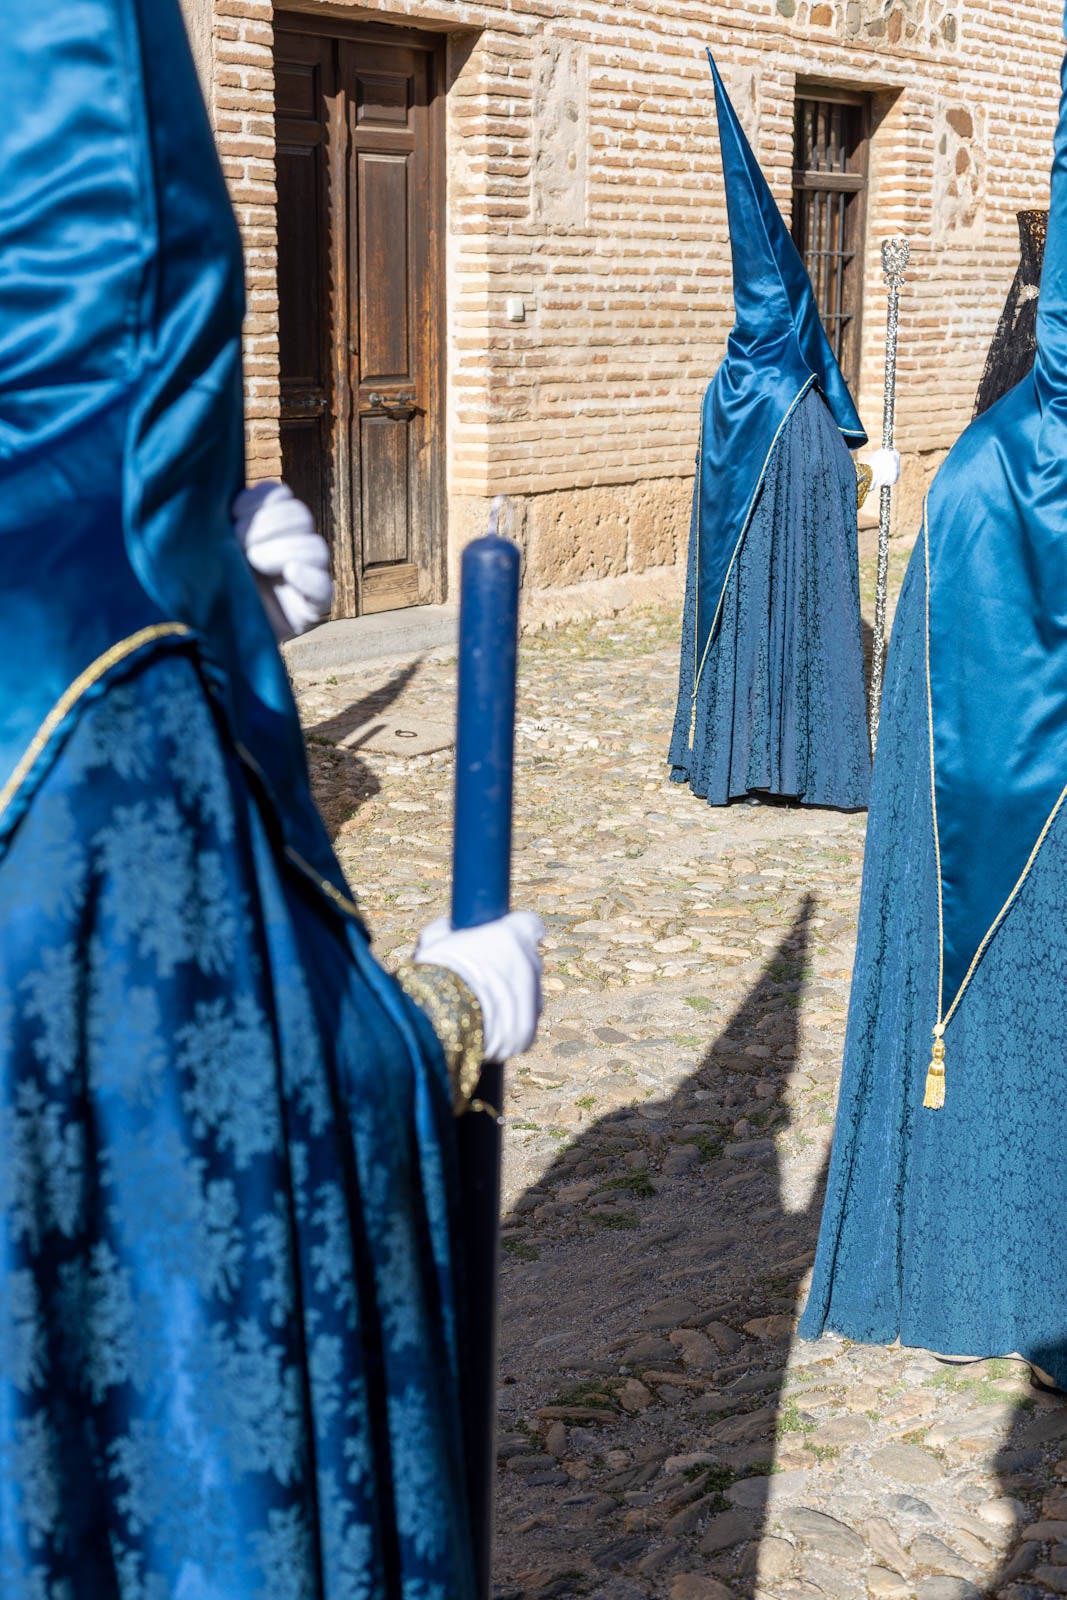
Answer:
top-left (800, 549), bottom-right (1067, 1388)
top-left (670, 388), bottom-right (871, 810)
top-left (0, 2), bottom-right (477, 1590)
top-left (0, 647), bottom-right (476, 1598)
top-left (690, 54), bottom-right (866, 683)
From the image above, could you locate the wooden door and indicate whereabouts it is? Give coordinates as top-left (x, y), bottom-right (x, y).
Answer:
top-left (274, 20), bottom-right (445, 616)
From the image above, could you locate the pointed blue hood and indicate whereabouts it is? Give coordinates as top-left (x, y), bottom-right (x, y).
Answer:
top-left (0, 0), bottom-right (356, 917)
top-left (690, 51), bottom-right (866, 699)
top-left (922, 12), bottom-right (1067, 1049)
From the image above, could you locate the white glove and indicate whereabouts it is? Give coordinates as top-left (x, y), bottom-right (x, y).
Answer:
top-left (415, 912), bottom-right (545, 1064)
top-left (233, 481), bottom-right (333, 641)
top-left (864, 447), bottom-right (901, 491)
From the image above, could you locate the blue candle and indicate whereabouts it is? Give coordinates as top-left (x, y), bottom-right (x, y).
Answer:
top-left (451, 525), bottom-right (521, 1598)
top-left (452, 533), bottom-right (520, 930)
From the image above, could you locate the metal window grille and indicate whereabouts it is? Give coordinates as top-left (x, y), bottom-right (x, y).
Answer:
top-left (792, 92), bottom-right (870, 393)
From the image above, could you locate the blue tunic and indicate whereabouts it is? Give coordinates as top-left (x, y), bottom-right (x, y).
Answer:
top-left (0, 2), bottom-right (478, 1590)
top-left (800, 548), bottom-right (1067, 1389)
top-left (0, 648), bottom-right (475, 1598)
top-left (670, 387), bottom-right (871, 810)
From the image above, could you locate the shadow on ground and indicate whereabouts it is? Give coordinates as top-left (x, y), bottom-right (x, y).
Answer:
top-left (492, 897), bottom-right (830, 1598)
top-left (304, 661), bottom-right (425, 835)
top-left (491, 888), bottom-right (1067, 1600)
top-left (306, 658), bottom-right (424, 747)
top-left (986, 1408), bottom-right (1067, 1597)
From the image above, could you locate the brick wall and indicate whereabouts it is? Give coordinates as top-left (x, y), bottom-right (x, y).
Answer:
top-left (183, 0), bottom-right (283, 481)
top-left (181, 0), bottom-right (1063, 594)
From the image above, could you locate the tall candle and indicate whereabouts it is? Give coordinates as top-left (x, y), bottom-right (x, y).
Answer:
top-left (452, 527), bottom-right (521, 1598)
top-left (452, 533), bottom-right (520, 930)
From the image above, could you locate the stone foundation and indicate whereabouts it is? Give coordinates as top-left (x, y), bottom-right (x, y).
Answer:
top-left (448, 477), bottom-right (692, 598)
top-left (520, 564), bottom-right (686, 633)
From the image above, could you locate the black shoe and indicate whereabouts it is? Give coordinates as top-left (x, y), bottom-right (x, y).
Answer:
top-left (1030, 1365), bottom-right (1067, 1397)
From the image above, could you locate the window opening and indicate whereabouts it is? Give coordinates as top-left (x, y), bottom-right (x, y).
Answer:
top-left (792, 91), bottom-right (870, 394)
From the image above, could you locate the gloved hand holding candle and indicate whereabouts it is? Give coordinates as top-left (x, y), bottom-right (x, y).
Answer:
top-left (415, 910), bottom-right (544, 1063)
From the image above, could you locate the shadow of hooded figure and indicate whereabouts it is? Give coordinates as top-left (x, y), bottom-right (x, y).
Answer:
top-left (492, 895), bottom-right (831, 1599)
top-left (491, 892), bottom-right (1067, 1600)
top-left (301, 659), bottom-right (427, 832)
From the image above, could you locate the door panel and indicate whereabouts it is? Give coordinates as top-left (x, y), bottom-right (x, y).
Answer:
top-left (275, 36), bottom-right (334, 548)
top-left (358, 155), bottom-right (410, 381)
top-left (274, 21), bottom-right (443, 618)
top-left (356, 71), bottom-right (411, 127)
top-left (361, 418), bottom-right (409, 565)
top-left (345, 42), bottom-right (429, 614)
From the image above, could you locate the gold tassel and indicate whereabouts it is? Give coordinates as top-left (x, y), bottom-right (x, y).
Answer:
top-left (688, 698), bottom-right (698, 750)
top-left (923, 1031), bottom-right (946, 1110)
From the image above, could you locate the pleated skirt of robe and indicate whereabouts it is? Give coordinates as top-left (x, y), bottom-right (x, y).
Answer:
top-left (800, 549), bottom-right (1067, 1389)
top-left (669, 386), bottom-right (871, 810)
top-left (0, 649), bottom-right (476, 1599)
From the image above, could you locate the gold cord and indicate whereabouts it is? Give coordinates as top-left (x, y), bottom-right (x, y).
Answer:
top-left (923, 504), bottom-right (1067, 1108)
top-left (923, 513), bottom-right (947, 1108)
top-left (0, 624), bottom-right (192, 828)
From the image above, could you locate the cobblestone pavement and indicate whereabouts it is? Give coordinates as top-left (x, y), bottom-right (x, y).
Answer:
top-left (294, 540), bottom-right (1066, 1600)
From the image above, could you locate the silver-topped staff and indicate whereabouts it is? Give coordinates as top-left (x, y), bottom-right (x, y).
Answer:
top-left (869, 235), bottom-right (910, 751)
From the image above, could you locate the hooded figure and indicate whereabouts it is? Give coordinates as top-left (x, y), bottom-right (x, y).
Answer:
top-left (669, 54), bottom-right (885, 811)
top-left (0, 1), bottom-right (541, 1593)
top-left (801, 19), bottom-right (1067, 1390)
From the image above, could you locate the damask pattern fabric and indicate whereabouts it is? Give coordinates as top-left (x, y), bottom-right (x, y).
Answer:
top-left (0, 650), bottom-right (475, 1599)
top-left (800, 551), bottom-right (1067, 1389)
top-left (670, 387), bottom-right (871, 811)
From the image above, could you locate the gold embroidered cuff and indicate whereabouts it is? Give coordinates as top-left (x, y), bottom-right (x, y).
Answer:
top-left (856, 461), bottom-right (874, 511)
top-left (396, 962), bottom-right (485, 1114)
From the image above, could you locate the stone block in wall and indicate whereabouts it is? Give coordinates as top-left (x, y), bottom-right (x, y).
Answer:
top-left (517, 476), bottom-right (693, 588)
top-left (526, 484), bottom-right (631, 587)
top-left (893, 448), bottom-right (949, 537)
top-left (773, 0), bottom-right (960, 50)
top-left (629, 477), bottom-right (691, 573)
top-left (531, 37), bottom-right (588, 228)
top-left (932, 100), bottom-right (987, 243)
top-left (446, 494), bottom-right (530, 599)
top-left (723, 65), bottom-right (763, 151)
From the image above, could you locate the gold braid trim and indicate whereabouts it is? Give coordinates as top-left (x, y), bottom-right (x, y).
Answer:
top-left (0, 625), bottom-right (366, 934)
top-left (0, 624), bottom-right (193, 828)
top-left (856, 462), bottom-right (874, 511)
top-left (396, 963), bottom-right (485, 1115)
top-left (282, 846), bottom-right (359, 918)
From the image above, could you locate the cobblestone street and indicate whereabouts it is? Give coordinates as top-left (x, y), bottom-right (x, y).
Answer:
top-left (294, 542), bottom-right (1067, 1600)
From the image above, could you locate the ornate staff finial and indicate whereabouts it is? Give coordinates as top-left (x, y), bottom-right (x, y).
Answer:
top-left (881, 235), bottom-right (910, 284)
